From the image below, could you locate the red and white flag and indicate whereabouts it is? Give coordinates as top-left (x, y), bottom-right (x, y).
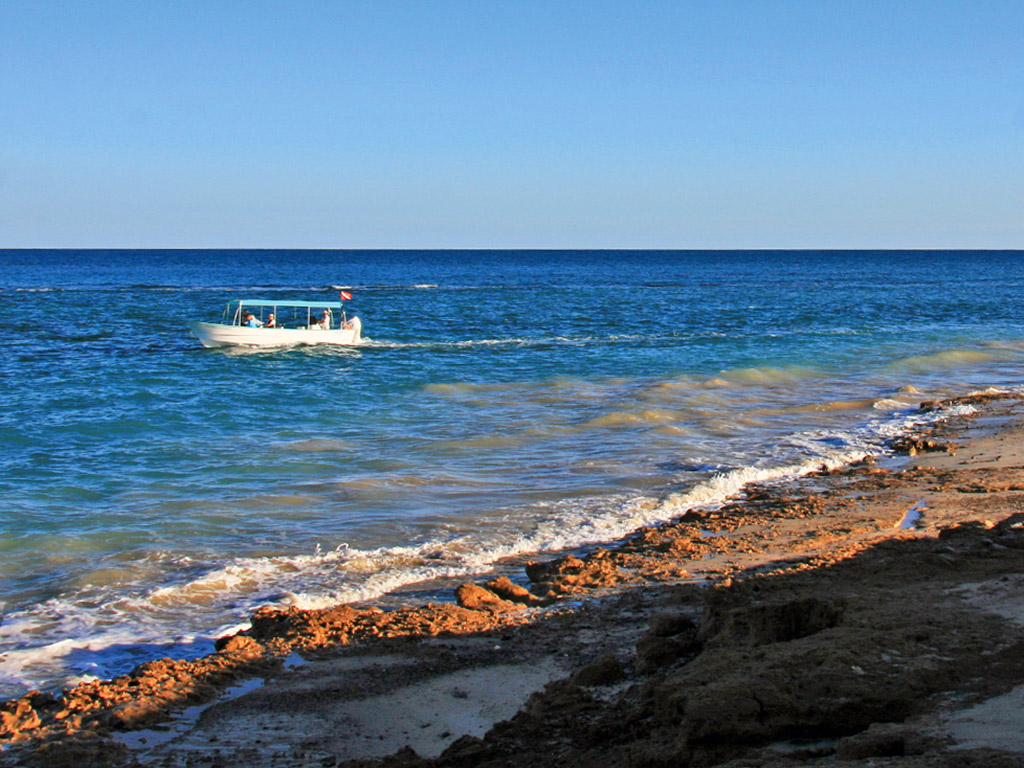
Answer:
top-left (339, 291), bottom-right (352, 300)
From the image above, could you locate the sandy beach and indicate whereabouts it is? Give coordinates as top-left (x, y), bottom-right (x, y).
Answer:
top-left (5, 392), bottom-right (1024, 767)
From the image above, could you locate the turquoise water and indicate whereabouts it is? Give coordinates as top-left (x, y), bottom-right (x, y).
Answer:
top-left (1, 249), bottom-right (1023, 696)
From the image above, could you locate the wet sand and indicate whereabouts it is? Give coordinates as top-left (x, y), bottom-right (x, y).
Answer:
top-left (5, 393), bottom-right (1024, 767)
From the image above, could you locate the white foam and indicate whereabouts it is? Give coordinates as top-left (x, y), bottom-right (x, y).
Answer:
top-left (364, 332), bottom-right (692, 351)
top-left (239, 449), bottom-right (874, 611)
top-left (873, 398), bottom-right (908, 411)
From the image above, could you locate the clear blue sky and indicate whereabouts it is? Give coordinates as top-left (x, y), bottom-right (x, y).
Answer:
top-left (1, 1), bottom-right (1022, 249)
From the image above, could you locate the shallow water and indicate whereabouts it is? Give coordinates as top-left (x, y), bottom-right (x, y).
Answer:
top-left (1, 249), bottom-right (1022, 696)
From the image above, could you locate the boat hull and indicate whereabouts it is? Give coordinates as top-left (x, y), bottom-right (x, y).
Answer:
top-left (190, 317), bottom-right (362, 348)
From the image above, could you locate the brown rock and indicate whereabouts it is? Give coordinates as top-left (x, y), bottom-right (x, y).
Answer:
top-left (939, 520), bottom-right (993, 540)
top-left (635, 634), bottom-right (699, 673)
top-left (454, 583), bottom-right (522, 612)
top-left (525, 555), bottom-right (586, 583)
top-left (836, 722), bottom-right (928, 759)
top-left (17, 733), bottom-right (138, 768)
top-left (699, 595), bottom-right (845, 646)
top-left (439, 734), bottom-right (493, 765)
top-left (215, 634), bottom-right (264, 656)
top-left (483, 576), bottom-right (542, 604)
top-left (649, 612), bottom-right (698, 637)
top-left (525, 552), bottom-right (630, 595)
top-left (106, 698), bottom-right (165, 729)
top-left (0, 697), bottom-right (41, 737)
top-left (571, 654), bottom-right (625, 687)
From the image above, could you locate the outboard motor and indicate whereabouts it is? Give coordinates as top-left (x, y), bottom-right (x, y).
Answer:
top-left (345, 315), bottom-right (362, 342)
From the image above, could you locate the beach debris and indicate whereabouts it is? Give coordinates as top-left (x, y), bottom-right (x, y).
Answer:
top-left (891, 435), bottom-right (957, 456)
top-left (920, 391), bottom-right (1024, 412)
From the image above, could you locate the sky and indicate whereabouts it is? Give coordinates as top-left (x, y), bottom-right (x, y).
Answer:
top-left (1, 0), bottom-right (1022, 249)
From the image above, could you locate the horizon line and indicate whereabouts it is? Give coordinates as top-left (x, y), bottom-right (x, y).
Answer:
top-left (3, 247), bottom-right (1023, 253)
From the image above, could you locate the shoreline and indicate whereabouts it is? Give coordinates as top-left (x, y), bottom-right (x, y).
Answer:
top-left (4, 392), bottom-right (1024, 766)
top-left (0, 385), bottom-right (936, 701)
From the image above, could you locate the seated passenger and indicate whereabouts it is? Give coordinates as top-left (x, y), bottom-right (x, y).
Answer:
top-left (265, 313), bottom-right (277, 328)
top-left (243, 311), bottom-right (262, 328)
top-left (317, 311), bottom-right (330, 330)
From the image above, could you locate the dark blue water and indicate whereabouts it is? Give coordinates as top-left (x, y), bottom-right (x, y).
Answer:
top-left (1, 249), bottom-right (1022, 696)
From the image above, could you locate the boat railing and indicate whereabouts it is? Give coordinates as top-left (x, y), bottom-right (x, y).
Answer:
top-left (216, 300), bottom-right (351, 330)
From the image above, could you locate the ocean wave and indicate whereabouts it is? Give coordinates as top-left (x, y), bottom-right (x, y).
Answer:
top-left (277, 438), bottom-right (355, 452)
top-left (360, 332), bottom-right (776, 353)
top-left (885, 347), bottom-right (1010, 373)
top-left (329, 284), bottom-right (438, 292)
top-left (6, 284), bottom-right (368, 294)
top-left (362, 335), bottom-right (631, 351)
top-left (705, 366), bottom-right (819, 386)
top-left (580, 409), bottom-right (684, 429)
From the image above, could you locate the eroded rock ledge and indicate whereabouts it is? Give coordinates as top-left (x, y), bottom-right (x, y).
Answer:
top-left (376, 513), bottom-right (1024, 768)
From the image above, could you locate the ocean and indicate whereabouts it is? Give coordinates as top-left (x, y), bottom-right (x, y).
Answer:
top-left (1, 249), bottom-right (1022, 698)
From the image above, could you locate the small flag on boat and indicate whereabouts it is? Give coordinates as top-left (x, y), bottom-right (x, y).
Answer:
top-left (340, 291), bottom-right (352, 300)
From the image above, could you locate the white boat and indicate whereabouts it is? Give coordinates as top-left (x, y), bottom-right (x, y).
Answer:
top-left (190, 298), bottom-right (363, 348)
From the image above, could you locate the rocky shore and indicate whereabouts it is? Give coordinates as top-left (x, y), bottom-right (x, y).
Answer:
top-left (4, 393), bottom-right (1024, 767)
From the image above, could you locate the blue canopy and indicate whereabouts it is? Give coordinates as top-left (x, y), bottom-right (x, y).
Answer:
top-left (230, 299), bottom-right (345, 310)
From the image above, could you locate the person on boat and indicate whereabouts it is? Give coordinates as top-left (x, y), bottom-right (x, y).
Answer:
top-left (265, 313), bottom-right (277, 328)
top-left (243, 311), bottom-right (263, 328)
top-left (317, 311), bottom-right (330, 330)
